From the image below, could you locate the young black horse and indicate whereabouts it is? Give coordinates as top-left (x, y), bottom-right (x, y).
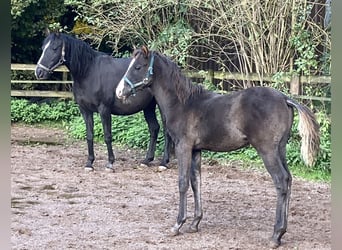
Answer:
top-left (35, 33), bottom-right (171, 170)
top-left (115, 46), bottom-right (320, 248)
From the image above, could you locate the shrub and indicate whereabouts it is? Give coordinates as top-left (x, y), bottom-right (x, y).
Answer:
top-left (11, 98), bottom-right (80, 123)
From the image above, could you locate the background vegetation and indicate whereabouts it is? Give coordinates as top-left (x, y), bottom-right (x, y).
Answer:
top-left (11, 0), bottom-right (331, 181)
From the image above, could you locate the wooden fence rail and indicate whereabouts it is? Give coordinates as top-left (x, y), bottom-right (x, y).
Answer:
top-left (11, 64), bottom-right (331, 102)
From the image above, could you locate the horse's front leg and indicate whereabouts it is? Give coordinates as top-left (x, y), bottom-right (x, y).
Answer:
top-left (80, 109), bottom-right (95, 170)
top-left (170, 143), bottom-right (192, 236)
top-left (100, 110), bottom-right (115, 170)
top-left (189, 149), bottom-right (203, 233)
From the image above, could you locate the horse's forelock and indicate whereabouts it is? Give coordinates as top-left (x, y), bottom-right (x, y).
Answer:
top-left (133, 46), bottom-right (149, 60)
top-left (44, 32), bottom-right (64, 47)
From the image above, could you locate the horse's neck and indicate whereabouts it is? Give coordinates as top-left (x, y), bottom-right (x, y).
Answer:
top-left (152, 57), bottom-right (210, 124)
top-left (151, 71), bottom-right (185, 122)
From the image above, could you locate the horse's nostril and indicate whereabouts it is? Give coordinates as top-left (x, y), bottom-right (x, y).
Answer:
top-left (35, 68), bottom-right (44, 79)
top-left (115, 87), bottom-right (123, 99)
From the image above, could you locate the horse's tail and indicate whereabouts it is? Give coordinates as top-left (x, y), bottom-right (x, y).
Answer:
top-left (285, 98), bottom-right (320, 166)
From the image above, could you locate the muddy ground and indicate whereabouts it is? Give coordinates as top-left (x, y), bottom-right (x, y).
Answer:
top-left (11, 124), bottom-right (331, 249)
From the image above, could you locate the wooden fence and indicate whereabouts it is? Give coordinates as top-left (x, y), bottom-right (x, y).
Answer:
top-left (11, 64), bottom-right (73, 99)
top-left (11, 64), bottom-right (331, 102)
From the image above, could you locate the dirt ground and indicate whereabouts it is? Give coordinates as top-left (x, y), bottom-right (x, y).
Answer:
top-left (11, 124), bottom-right (331, 250)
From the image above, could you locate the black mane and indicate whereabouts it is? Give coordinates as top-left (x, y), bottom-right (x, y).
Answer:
top-left (59, 33), bottom-right (100, 78)
top-left (156, 52), bottom-right (205, 104)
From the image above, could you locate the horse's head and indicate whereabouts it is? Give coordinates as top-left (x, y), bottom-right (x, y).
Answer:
top-left (35, 31), bottom-right (66, 79)
top-left (116, 46), bottom-right (154, 100)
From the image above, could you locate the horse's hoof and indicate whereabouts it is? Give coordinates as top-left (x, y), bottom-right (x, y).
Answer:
top-left (269, 239), bottom-right (281, 249)
top-left (170, 226), bottom-right (180, 236)
top-left (105, 163), bottom-right (114, 172)
top-left (84, 166), bottom-right (94, 172)
top-left (187, 225), bottom-right (199, 233)
top-left (105, 166), bottom-right (114, 172)
top-left (140, 159), bottom-right (152, 166)
top-left (157, 166), bottom-right (168, 172)
top-left (140, 163), bottom-right (149, 168)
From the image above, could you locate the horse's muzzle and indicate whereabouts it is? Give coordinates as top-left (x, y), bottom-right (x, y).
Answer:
top-left (35, 66), bottom-right (50, 80)
top-left (116, 79), bottom-right (131, 100)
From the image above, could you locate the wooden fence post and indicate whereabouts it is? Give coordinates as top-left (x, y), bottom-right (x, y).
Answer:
top-left (62, 72), bottom-right (68, 81)
top-left (205, 69), bottom-right (214, 86)
top-left (290, 75), bottom-right (301, 95)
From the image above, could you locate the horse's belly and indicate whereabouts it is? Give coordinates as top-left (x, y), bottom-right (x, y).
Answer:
top-left (198, 129), bottom-right (249, 152)
top-left (200, 139), bottom-right (249, 152)
top-left (111, 95), bottom-right (153, 115)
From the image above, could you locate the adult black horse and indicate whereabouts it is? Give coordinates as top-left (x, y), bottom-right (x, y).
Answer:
top-left (115, 46), bottom-right (320, 248)
top-left (35, 32), bottom-right (171, 171)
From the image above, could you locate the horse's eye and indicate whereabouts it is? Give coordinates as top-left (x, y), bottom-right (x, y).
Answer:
top-left (135, 65), bottom-right (141, 70)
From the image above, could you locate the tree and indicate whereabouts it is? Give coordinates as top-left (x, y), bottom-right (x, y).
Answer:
top-left (11, 0), bottom-right (74, 63)
top-left (65, 0), bottom-right (330, 77)
top-left (65, 0), bottom-right (193, 66)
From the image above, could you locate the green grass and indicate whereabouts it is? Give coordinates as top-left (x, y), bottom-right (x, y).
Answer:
top-left (203, 149), bottom-right (330, 183)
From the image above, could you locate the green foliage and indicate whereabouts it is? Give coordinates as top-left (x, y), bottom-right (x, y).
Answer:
top-left (11, 98), bottom-right (80, 124)
top-left (290, 29), bottom-right (318, 75)
top-left (289, 3), bottom-right (321, 76)
top-left (11, 0), bottom-right (39, 18)
top-left (11, 0), bottom-right (68, 63)
top-left (312, 111), bottom-right (331, 172)
top-left (271, 72), bottom-right (292, 94)
top-left (65, 0), bottom-right (193, 65)
top-left (149, 20), bottom-right (193, 67)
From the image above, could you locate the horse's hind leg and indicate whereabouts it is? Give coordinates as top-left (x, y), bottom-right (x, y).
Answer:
top-left (141, 102), bottom-right (160, 165)
top-left (259, 143), bottom-right (292, 248)
top-left (189, 150), bottom-right (203, 233)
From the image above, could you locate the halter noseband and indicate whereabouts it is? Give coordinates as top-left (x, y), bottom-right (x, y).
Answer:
top-left (123, 52), bottom-right (155, 96)
top-left (37, 41), bottom-right (66, 73)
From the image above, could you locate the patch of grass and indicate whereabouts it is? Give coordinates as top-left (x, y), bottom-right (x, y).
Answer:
top-left (203, 148), bottom-right (330, 183)
top-left (288, 164), bottom-right (330, 182)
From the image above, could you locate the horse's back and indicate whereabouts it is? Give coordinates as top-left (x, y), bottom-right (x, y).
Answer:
top-left (192, 87), bottom-right (293, 151)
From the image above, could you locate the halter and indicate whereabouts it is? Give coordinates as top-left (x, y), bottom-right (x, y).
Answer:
top-left (123, 52), bottom-right (155, 96)
top-left (37, 41), bottom-right (66, 73)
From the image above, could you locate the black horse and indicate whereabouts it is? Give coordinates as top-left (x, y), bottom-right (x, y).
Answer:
top-left (35, 33), bottom-right (171, 170)
top-left (115, 46), bottom-right (320, 248)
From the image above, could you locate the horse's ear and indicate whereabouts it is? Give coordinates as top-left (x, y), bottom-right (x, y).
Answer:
top-left (43, 28), bottom-right (50, 37)
top-left (141, 45), bottom-right (149, 56)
